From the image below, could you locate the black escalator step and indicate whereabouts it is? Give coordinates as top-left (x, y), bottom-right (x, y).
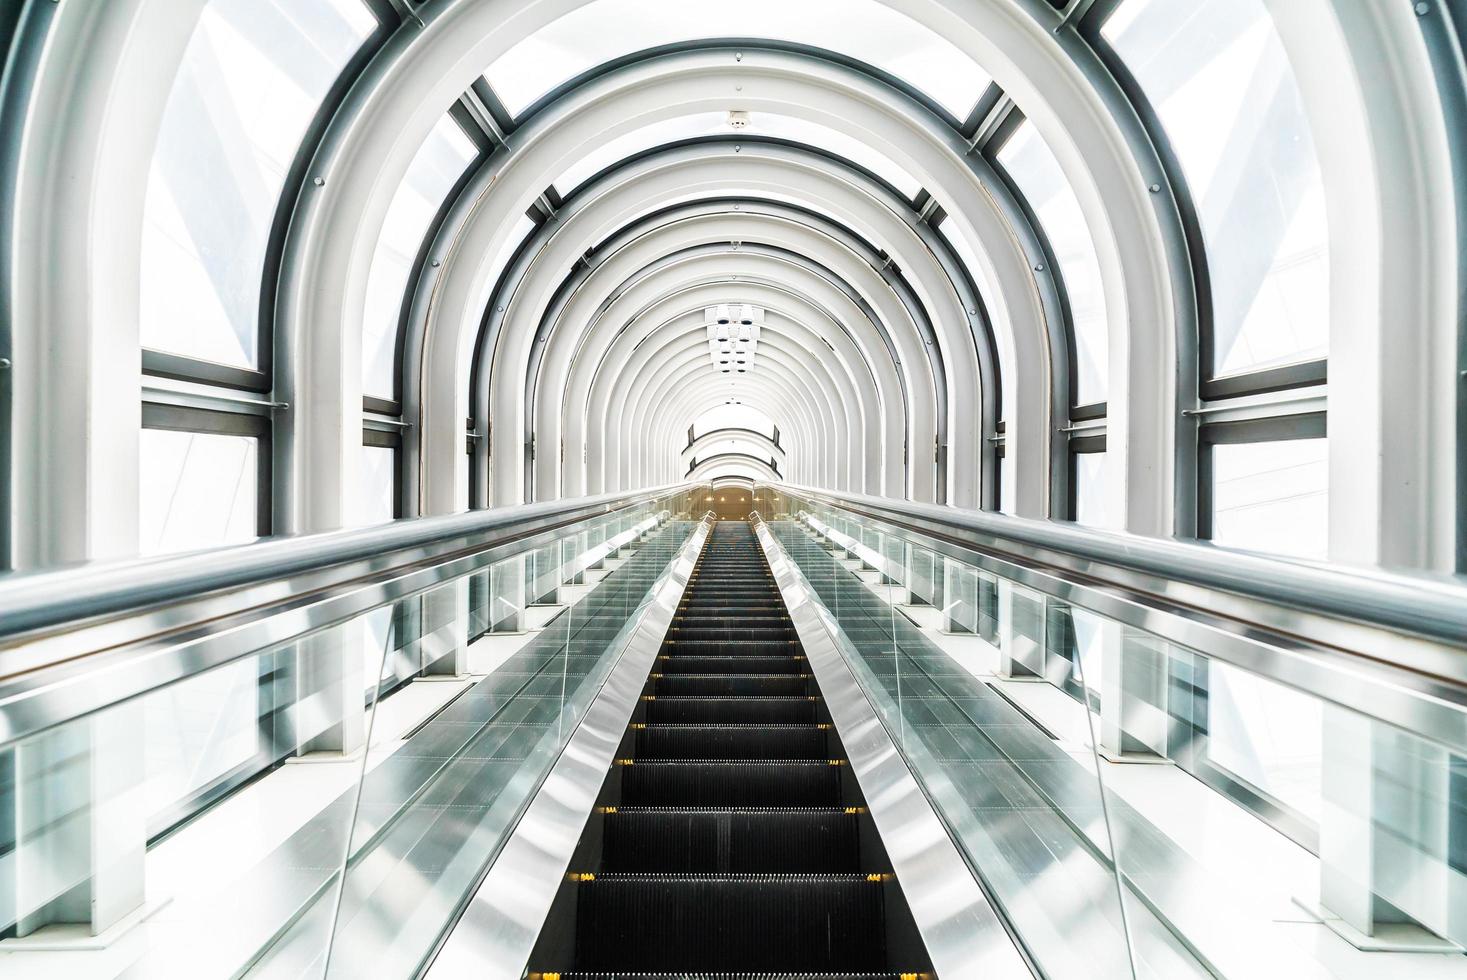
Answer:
top-left (644, 697), bottom-right (818, 724)
top-left (553, 974), bottom-right (906, 979)
top-left (572, 874), bottom-right (886, 972)
top-left (619, 761), bottom-right (844, 806)
top-left (601, 807), bottom-right (861, 872)
top-left (664, 640), bottom-right (800, 655)
top-left (659, 655), bottom-right (802, 674)
top-left (634, 724), bottom-right (831, 760)
top-left (654, 674), bottom-right (810, 697)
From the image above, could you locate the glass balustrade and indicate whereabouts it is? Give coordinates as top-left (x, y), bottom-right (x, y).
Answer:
top-left (752, 484), bottom-right (1467, 979)
top-left (0, 489), bottom-right (708, 977)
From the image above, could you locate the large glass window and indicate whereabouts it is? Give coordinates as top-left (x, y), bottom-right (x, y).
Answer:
top-left (141, 0), bottom-right (376, 372)
top-left (484, 0), bottom-right (990, 120)
top-left (1070, 441), bottom-right (1110, 528)
top-left (361, 114), bottom-right (479, 401)
top-left (139, 410), bottom-right (266, 556)
top-left (1102, 0), bottom-right (1329, 381)
top-left (936, 215), bottom-right (1014, 423)
top-left (996, 122), bottom-right (1110, 406)
top-left (460, 213), bottom-right (539, 396)
top-left (1207, 433), bottom-right (1328, 560)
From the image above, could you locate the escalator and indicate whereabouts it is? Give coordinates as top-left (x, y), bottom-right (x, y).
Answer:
top-left (528, 521), bottom-right (932, 977)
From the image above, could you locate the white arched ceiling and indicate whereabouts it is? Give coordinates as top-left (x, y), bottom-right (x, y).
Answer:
top-left (11, 0), bottom-right (1461, 576)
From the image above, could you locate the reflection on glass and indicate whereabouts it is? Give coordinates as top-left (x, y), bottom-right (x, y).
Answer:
top-left (484, 0), bottom-right (990, 119)
top-left (1208, 662), bottom-right (1322, 822)
top-left (1104, 0), bottom-right (1329, 377)
top-left (141, 0), bottom-right (375, 368)
top-left (997, 122), bottom-right (1110, 405)
top-left (1072, 449), bottom-right (1109, 528)
top-left (140, 427), bottom-right (259, 555)
top-left (1210, 437), bottom-right (1327, 559)
top-left (549, 111), bottom-right (923, 200)
top-left (361, 114), bottom-right (478, 398)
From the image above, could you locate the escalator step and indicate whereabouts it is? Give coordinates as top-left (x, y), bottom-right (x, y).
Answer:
top-left (634, 724), bottom-right (831, 759)
top-left (670, 627), bottom-right (797, 641)
top-left (601, 807), bottom-right (861, 873)
top-left (552, 974), bottom-right (907, 979)
top-left (620, 760), bottom-right (844, 806)
top-left (653, 674), bottom-right (811, 697)
top-left (572, 874), bottom-right (886, 972)
top-left (643, 697), bottom-right (818, 724)
top-left (659, 655), bottom-right (802, 674)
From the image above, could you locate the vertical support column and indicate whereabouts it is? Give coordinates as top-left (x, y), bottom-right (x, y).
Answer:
top-left (421, 579), bottom-right (469, 677)
top-left (13, 709), bottom-right (146, 937)
top-left (295, 627), bottom-right (367, 755)
top-left (997, 582), bottom-right (1044, 680)
top-left (1098, 626), bottom-right (1169, 760)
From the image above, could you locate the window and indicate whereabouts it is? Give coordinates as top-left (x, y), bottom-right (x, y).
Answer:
top-left (484, 0), bottom-right (990, 121)
top-left (1102, 0), bottom-right (1329, 383)
top-left (139, 406), bottom-right (270, 556)
top-left (1203, 422), bottom-right (1328, 560)
top-left (996, 121), bottom-right (1110, 408)
top-left (361, 114), bottom-right (479, 402)
top-left (1069, 436), bottom-right (1109, 528)
top-left (461, 213), bottom-right (539, 397)
top-left (140, 0), bottom-right (376, 375)
top-left (355, 430), bottom-right (401, 525)
top-left (936, 215), bottom-right (1014, 424)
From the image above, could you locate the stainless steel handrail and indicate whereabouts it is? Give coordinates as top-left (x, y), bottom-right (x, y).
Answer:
top-left (761, 482), bottom-right (1467, 753)
top-left (0, 483), bottom-right (698, 643)
top-left (0, 485), bottom-right (701, 745)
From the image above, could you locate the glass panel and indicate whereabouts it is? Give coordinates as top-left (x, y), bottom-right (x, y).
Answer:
top-left (1208, 662), bottom-right (1322, 821)
top-left (1209, 437), bottom-right (1328, 559)
top-left (2, 492), bottom-right (693, 976)
top-left (461, 213), bottom-right (538, 395)
top-left (1072, 449), bottom-right (1109, 528)
top-left (141, 0), bottom-right (375, 369)
top-left (1103, 0), bottom-right (1329, 378)
top-left (140, 427), bottom-right (259, 555)
top-left (484, 0), bottom-right (990, 119)
top-left (361, 114), bottom-right (478, 399)
top-left (936, 216), bottom-right (1014, 422)
top-left (356, 443), bottom-right (397, 525)
top-left (550, 110), bottom-right (922, 200)
top-left (997, 122), bottom-right (1110, 405)
top-left (997, 451), bottom-right (1015, 514)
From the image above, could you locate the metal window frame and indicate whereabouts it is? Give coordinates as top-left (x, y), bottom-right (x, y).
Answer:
top-left (1065, 431), bottom-right (1107, 522)
top-left (1195, 411), bottom-right (1327, 542)
top-left (363, 424), bottom-right (405, 520)
top-left (141, 401), bottom-right (274, 538)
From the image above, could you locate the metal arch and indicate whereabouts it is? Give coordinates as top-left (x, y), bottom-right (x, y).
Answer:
top-left (630, 334), bottom-right (845, 488)
top-left (604, 330), bottom-right (836, 491)
top-left (488, 161), bottom-right (948, 501)
top-left (567, 281), bottom-right (881, 495)
top-left (396, 48), bottom-right (1038, 513)
top-left (579, 319), bottom-right (825, 491)
top-left (566, 243), bottom-right (897, 492)
top-left (682, 427), bottom-right (786, 464)
top-left (513, 179), bottom-right (995, 499)
top-left (688, 452), bottom-right (781, 480)
top-left (572, 267), bottom-right (896, 497)
top-left (590, 302), bottom-right (856, 489)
